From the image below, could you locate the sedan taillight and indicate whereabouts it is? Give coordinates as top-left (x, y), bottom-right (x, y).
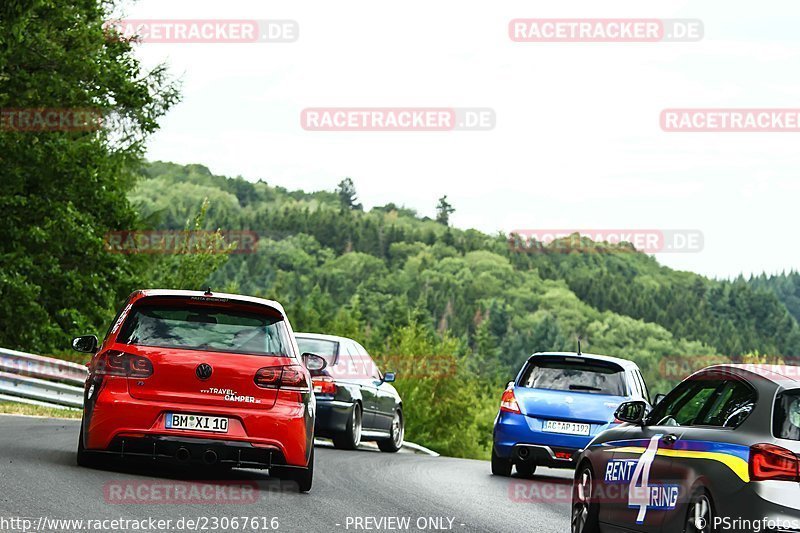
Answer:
top-left (254, 365), bottom-right (310, 392)
top-left (750, 443), bottom-right (800, 481)
top-left (312, 376), bottom-right (337, 395)
top-left (95, 350), bottom-right (153, 378)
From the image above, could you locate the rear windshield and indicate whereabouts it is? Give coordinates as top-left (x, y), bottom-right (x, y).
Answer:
top-left (519, 357), bottom-right (627, 396)
top-left (117, 301), bottom-right (292, 357)
top-left (774, 390), bottom-right (800, 441)
top-left (296, 337), bottom-right (338, 366)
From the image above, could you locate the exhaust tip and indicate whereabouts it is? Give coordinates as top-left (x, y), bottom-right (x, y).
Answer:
top-left (202, 449), bottom-right (218, 465)
top-left (518, 447), bottom-right (530, 459)
top-left (176, 447), bottom-right (190, 462)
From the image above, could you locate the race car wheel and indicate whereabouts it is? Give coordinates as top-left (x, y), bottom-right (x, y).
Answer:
top-left (76, 423), bottom-right (104, 468)
top-left (333, 403), bottom-right (362, 450)
top-left (571, 465), bottom-right (600, 533)
top-left (491, 448), bottom-right (513, 476)
top-left (516, 462), bottom-right (537, 478)
top-left (378, 410), bottom-right (404, 453)
top-left (685, 490), bottom-right (714, 533)
top-left (272, 446), bottom-right (314, 493)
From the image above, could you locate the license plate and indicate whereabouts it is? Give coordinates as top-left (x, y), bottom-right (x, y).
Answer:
top-left (543, 420), bottom-right (590, 436)
top-left (165, 413), bottom-right (229, 433)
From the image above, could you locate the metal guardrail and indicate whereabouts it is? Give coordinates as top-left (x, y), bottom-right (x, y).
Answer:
top-left (0, 348), bottom-right (86, 409)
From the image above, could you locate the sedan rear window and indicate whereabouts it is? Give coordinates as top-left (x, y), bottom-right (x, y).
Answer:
top-left (774, 390), bottom-right (800, 441)
top-left (296, 337), bottom-right (338, 366)
top-left (117, 302), bottom-right (291, 357)
top-left (519, 357), bottom-right (626, 396)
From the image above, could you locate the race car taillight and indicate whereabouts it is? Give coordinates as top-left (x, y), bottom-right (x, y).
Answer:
top-left (95, 350), bottom-right (153, 378)
top-left (254, 366), bottom-right (310, 392)
top-left (312, 376), bottom-right (337, 395)
top-left (750, 443), bottom-right (800, 481)
top-left (500, 388), bottom-right (521, 414)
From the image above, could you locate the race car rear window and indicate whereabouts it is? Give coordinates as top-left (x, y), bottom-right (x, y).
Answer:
top-left (774, 390), bottom-right (800, 441)
top-left (117, 302), bottom-right (291, 357)
top-left (518, 357), bottom-right (626, 396)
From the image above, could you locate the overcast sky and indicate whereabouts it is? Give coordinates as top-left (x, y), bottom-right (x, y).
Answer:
top-left (121, 0), bottom-right (800, 279)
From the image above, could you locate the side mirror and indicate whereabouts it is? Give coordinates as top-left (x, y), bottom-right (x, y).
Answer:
top-left (302, 353), bottom-right (327, 372)
top-left (614, 400), bottom-right (649, 425)
top-left (653, 393), bottom-right (666, 407)
top-left (72, 335), bottom-right (98, 354)
top-left (382, 372), bottom-right (396, 383)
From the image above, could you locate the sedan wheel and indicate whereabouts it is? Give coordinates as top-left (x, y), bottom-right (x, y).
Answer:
top-left (332, 404), bottom-right (362, 450)
top-left (571, 467), bottom-right (599, 533)
top-left (685, 492), bottom-right (713, 533)
top-left (378, 410), bottom-right (404, 453)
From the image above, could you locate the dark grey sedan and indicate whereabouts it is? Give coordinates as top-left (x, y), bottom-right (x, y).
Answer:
top-left (295, 333), bottom-right (404, 452)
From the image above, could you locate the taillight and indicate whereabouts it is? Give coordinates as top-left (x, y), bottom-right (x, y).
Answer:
top-left (750, 443), bottom-right (800, 481)
top-left (500, 388), bottom-right (521, 414)
top-left (312, 376), bottom-right (337, 395)
top-left (254, 366), bottom-right (310, 392)
top-left (95, 351), bottom-right (153, 378)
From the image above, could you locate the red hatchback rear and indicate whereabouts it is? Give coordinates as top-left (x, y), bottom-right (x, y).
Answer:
top-left (72, 289), bottom-right (325, 492)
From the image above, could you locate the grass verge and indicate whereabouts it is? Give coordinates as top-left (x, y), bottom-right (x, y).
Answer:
top-left (0, 401), bottom-right (81, 419)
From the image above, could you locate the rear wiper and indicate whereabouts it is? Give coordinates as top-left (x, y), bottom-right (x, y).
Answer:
top-left (569, 384), bottom-right (602, 391)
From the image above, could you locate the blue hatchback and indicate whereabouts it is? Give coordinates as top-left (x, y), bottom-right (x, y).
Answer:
top-left (492, 352), bottom-right (650, 477)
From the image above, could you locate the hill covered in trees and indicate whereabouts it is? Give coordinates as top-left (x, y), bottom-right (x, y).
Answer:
top-left (114, 161), bottom-right (800, 457)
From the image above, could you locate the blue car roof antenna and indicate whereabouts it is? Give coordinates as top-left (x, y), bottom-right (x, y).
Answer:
top-left (577, 337), bottom-right (582, 355)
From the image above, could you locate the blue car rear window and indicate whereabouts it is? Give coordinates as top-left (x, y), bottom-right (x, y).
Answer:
top-left (519, 357), bottom-right (626, 396)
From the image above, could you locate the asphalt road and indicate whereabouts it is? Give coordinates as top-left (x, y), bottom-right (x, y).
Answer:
top-left (0, 415), bottom-right (571, 533)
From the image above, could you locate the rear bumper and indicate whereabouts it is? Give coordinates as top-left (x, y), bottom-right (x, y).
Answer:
top-left (314, 399), bottom-right (353, 437)
top-left (100, 435), bottom-right (293, 469)
top-left (85, 383), bottom-right (312, 467)
top-left (493, 411), bottom-right (604, 467)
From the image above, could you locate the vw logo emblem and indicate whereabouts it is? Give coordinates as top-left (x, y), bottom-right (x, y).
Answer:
top-left (196, 363), bottom-right (213, 380)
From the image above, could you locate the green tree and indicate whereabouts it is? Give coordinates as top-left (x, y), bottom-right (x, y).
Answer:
top-left (0, 0), bottom-right (179, 351)
top-left (335, 177), bottom-right (361, 211)
top-left (435, 195), bottom-right (455, 225)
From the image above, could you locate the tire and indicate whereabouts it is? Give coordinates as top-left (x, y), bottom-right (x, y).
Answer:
top-left (332, 403), bottom-right (362, 450)
top-left (76, 424), bottom-right (103, 468)
top-left (378, 410), bottom-right (404, 453)
top-left (516, 462), bottom-right (537, 478)
top-left (491, 447), bottom-right (513, 477)
top-left (571, 464), bottom-right (600, 533)
top-left (684, 489), bottom-right (714, 533)
top-left (270, 447), bottom-right (314, 493)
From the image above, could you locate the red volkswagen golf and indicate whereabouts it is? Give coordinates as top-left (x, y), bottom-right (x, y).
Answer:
top-left (71, 289), bottom-right (326, 492)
